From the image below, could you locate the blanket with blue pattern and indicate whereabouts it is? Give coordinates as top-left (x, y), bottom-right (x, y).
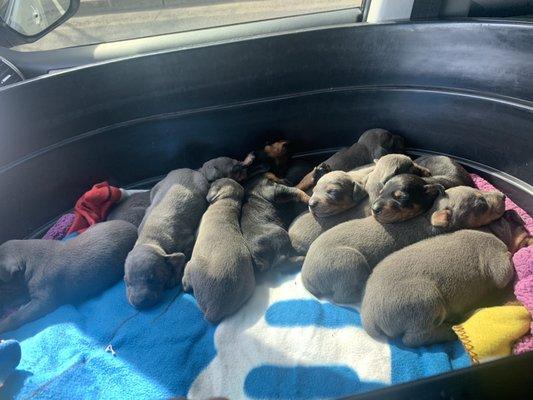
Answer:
top-left (2, 271), bottom-right (469, 400)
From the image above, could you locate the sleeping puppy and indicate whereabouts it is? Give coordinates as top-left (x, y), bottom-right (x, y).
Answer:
top-left (125, 168), bottom-right (209, 309)
top-left (108, 191), bottom-right (151, 227)
top-left (416, 155), bottom-right (475, 188)
top-left (0, 221), bottom-right (137, 333)
top-left (126, 156), bottom-right (252, 309)
top-left (301, 186), bottom-right (506, 304)
top-left (364, 154), bottom-right (431, 203)
top-left (372, 156), bottom-right (474, 223)
top-left (296, 128), bottom-right (405, 191)
top-left (183, 179), bottom-right (255, 323)
top-left (288, 166), bottom-right (373, 255)
top-left (248, 140), bottom-right (291, 178)
top-left (198, 154), bottom-right (255, 183)
top-left (241, 174), bottom-right (310, 272)
top-left (362, 210), bottom-right (532, 347)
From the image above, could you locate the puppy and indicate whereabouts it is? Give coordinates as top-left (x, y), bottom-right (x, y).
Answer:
top-left (198, 154), bottom-right (255, 183)
top-left (288, 167), bottom-right (372, 255)
top-left (372, 156), bottom-right (474, 223)
top-left (301, 186), bottom-right (506, 304)
top-left (0, 221), bottom-right (137, 333)
top-left (364, 154), bottom-right (431, 203)
top-left (183, 179), bottom-right (255, 323)
top-left (248, 140), bottom-right (291, 178)
top-left (362, 210), bottom-right (532, 347)
top-left (296, 128), bottom-right (405, 191)
top-left (108, 191), bottom-right (151, 227)
top-left (416, 155), bottom-right (475, 188)
top-left (125, 169), bottom-right (209, 309)
top-left (241, 174), bottom-right (310, 272)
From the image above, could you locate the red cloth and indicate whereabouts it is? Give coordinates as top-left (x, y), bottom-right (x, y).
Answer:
top-left (67, 181), bottom-right (122, 235)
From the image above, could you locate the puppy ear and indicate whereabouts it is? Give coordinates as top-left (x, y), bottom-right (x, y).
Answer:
top-left (165, 252), bottom-right (186, 269)
top-left (371, 146), bottom-right (390, 160)
top-left (240, 152), bottom-right (255, 167)
top-left (353, 182), bottom-right (367, 203)
top-left (431, 209), bottom-right (452, 227)
top-left (0, 256), bottom-right (23, 283)
top-left (424, 184), bottom-right (445, 198)
top-left (165, 252), bottom-right (186, 288)
top-left (412, 163), bottom-right (431, 177)
top-left (206, 187), bottom-right (220, 203)
top-left (312, 163), bottom-right (331, 183)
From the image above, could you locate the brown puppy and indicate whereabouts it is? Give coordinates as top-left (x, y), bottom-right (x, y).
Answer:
top-left (362, 210), bottom-right (531, 347)
top-left (372, 156), bottom-right (474, 223)
top-left (296, 128), bottom-right (405, 191)
top-left (301, 186), bottom-right (506, 304)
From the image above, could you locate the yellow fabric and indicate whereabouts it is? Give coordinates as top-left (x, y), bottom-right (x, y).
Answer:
top-left (452, 305), bottom-right (531, 364)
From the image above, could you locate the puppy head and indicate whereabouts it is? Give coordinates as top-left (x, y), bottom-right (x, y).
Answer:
top-left (366, 154), bottom-right (431, 202)
top-left (206, 178), bottom-right (244, 203)
top-left (487, 210), bottom-right (533, 254)
top-left (371, 174), bottom-right (444, 223)
top-left (200, 154), bottom-right (255, 183)
top-left (430, 186), bottom-right (506, 230)
top-left (264, 140), bottom-right (290, 160)
top-left (308, 171), bottom-right (367, 217)
top-left (124, 245), bottom-right (185, 309)
top-left (357, 128), bottom-right (406, 160)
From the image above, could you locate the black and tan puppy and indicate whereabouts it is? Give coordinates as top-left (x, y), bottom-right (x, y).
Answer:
top-left (183, 179), bottom-right (255, 323)
top-left (288, 166), bottom-right (373, 255)
top-left (372, 156), bottom-right (474, 223)
top-left (0, 221), bottom-right (137, 333)
top-left (241, 174), bottom-right (310, 272)
top-left (248, 140), bottom-right (291, 178)
top-left (364, 154), bottom-right (431, 203)
top-left (362, 210), bottom-right (532, 347)
top-left (301, 186), bottom-right (506, 304)
top-left (296, 128), bottom-right (405, 191)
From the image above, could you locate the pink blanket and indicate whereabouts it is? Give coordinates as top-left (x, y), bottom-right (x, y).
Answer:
top-left (471, 174), bottom-right (533, 354)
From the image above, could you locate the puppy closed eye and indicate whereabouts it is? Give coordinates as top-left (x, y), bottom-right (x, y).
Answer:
top-left (474, 198), bottom-right (489, 213)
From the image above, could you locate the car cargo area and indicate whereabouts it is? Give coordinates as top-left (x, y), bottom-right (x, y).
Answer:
top-left (0, 13), bottom-right (532, 400)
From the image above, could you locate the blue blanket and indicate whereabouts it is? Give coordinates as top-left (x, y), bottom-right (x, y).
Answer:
top-left (1, 271), bottom-right (469, 400)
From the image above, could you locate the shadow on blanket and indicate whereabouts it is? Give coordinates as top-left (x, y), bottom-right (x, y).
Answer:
top-left (1, 271), bottom-right (469, 400)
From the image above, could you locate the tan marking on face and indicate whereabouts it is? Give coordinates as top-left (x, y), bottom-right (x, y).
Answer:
top-left (375, 203), bottom-right (423, 223)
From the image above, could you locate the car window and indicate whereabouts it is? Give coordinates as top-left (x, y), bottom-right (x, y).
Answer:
top-left (12, 0), bottom-right (361, 52)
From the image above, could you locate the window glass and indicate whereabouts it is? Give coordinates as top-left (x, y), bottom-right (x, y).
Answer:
top-left (13, 0), bottom-right (361, 52)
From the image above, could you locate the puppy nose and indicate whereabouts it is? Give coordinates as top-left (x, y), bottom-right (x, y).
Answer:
top-left (371, 202), bottom-right (383, 215)
top-left (308, 199), bottom-right (318, 209)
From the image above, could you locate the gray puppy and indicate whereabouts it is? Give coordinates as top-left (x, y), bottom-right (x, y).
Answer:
top-left (365, 154), bottom-right (431, 203)
top-left (241, 174), bottom-right (310, 272)
top-left (125, 168), bottom-right (209, 309)
top-left (296, 129), bottom-right (405, 191)
top-left (301, 186), bottom-right (506, 304)
top-left (415, 155), bottom-right (475, 188)
top-left (288, 167), bottom-right (373, 255)
top-left (198, 154), bottom-right (255, 183)
top-left (108, 191), bottom-right (151, 227)
top-left (362, 210), bottom-right (532, 347)
top-left (0, 220), bottom-right (137, 333)
top-left (183, 178), bottom-right (255, 323)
